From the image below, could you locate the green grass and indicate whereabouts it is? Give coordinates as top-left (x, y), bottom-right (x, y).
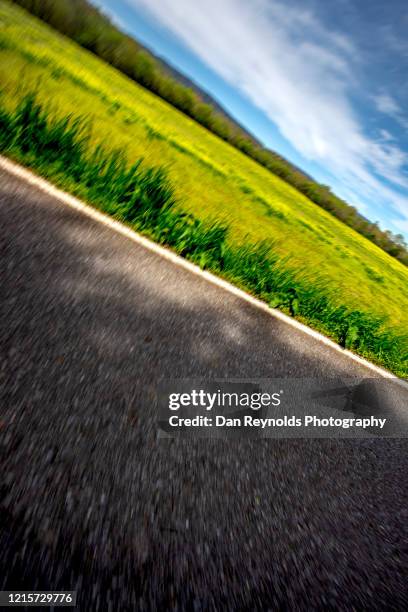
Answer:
top-left (1, 91), bottom-right (407, 376)
top-left (0, 0), bottom-right (407, 376)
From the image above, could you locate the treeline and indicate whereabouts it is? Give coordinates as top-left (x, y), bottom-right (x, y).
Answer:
top-left (11, 0), bottom-right (408, 266)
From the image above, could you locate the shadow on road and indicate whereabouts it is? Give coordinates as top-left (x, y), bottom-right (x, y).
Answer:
top-left (1, 172), bottom-right (408, 610)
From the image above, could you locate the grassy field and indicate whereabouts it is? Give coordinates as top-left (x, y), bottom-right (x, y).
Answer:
top-left (0, 0), bottom-right (407, 375)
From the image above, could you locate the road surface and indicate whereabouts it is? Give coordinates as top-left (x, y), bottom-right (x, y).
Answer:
top-left (1, 164), bottom-right (408, 610)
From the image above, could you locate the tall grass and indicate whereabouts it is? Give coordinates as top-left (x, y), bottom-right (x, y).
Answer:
top-left (1, 92), bottom-right (407, 376)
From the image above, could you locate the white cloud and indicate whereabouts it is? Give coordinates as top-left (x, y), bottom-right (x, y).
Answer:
top-left (373, 92), bottom-right (408, 131)
top-left (392, 218), bottom-right (408, 234)
top-left (379, 129), bottom-right (395, 142)
top-left (128, 0), bottom-right (408, 233)
top-left (374, 93), bottom-right (401, 116)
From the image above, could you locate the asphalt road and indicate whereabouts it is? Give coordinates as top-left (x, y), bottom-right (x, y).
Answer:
top-left (1, 165), bottom-right (408, 611)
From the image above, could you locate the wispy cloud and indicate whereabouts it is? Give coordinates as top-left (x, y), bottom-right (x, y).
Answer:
top-left (128, 0), bottom-right (408, 233)
top-left (373, 93), bottom-right (401, 116)
top-left (379, 129), bottom-right (395, 142)
top-left (373, 92), bottom-right (408, 131)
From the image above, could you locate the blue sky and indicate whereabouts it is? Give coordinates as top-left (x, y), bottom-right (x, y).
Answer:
top-left (95, 0), bottom-right (408, 239)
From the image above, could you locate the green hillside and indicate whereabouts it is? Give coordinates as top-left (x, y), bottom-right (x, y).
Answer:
top-left (0, 0), bottom-right (407, 374)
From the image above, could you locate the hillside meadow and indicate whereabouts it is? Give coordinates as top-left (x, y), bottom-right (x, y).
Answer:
top-left (0, 0), bottom-right (407, 374)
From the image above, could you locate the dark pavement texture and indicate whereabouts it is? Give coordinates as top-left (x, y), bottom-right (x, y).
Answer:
top-left (1, 166), bottom-right (408, 611)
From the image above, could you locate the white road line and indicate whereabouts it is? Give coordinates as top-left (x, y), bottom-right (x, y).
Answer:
top-left (1, 154), bottom-right (407, 387)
